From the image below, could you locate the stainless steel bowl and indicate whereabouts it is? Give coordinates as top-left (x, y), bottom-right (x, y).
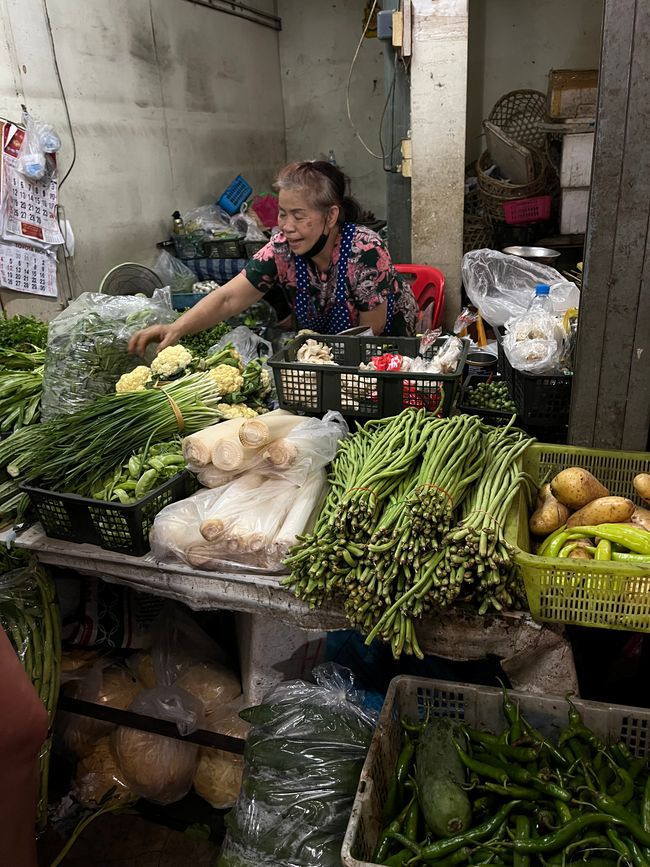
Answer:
top-left (503, 245), bottom-right (561, 265)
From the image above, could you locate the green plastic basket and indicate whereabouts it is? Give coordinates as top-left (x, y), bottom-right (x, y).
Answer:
top-left (506, 443), bottom-right (650, 631)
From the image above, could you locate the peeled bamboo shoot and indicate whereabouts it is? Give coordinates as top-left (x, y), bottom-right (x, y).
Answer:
top-left (183, 418), bottom-right (244, 467)
top-left (238, 410), bottom-right (303, 449)
top-left (264, 439), bottom-right (299, 469)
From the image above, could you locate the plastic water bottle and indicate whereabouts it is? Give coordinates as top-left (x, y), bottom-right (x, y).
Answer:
top-left (527, 283), bottom-right (553, 314)
top-left (327, 149), bottom-right (337, 166)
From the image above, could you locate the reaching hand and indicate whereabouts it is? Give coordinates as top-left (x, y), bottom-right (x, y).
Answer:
top-left (128, 323), bottom-right (179, 357)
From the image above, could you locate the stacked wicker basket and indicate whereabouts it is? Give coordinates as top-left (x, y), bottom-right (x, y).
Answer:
top-left (476, 90), bottom-right (558, 223)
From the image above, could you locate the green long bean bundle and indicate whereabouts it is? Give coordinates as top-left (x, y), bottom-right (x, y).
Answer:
top-left (284, 412), bottom-right (534, 660)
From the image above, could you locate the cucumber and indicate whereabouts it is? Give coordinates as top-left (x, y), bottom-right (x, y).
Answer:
top-left (416, 717), bottom-right (472, 838)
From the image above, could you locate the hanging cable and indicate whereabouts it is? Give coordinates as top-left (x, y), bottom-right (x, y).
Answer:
top-left (346, 0), bottom-right (383, 159)
top-left (41, 0), bottom-right (76, 187)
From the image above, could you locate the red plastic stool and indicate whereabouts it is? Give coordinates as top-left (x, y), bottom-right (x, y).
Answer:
top-left (394, 264), bottom-right (445, 329)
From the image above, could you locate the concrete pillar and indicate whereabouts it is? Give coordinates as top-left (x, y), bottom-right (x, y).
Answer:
top-left (410, 0), bottom-right (469, 328)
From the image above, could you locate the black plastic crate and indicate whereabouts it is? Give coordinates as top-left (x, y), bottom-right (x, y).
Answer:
top-left (268, 335), bottom-right (468, 419)
top-left (496, 329), bottom-right (572, 427)
top-left (21, 471), bottom-right (198, 556)
top-left (457, 373), bottom-right (518, 427)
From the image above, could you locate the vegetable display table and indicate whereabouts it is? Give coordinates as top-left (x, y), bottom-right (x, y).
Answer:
top-left (11, 524), bottom-right (578, 703)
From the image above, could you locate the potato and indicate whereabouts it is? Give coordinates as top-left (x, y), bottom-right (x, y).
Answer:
top-left (568, 547), bottom-right (593, 560)
top-left (566, 496), bottom-right (635, 529)
top-left (550, 468), bottom-right (609, 509)
top-left (633, 474), bottom-right (650, 504)
top-left (529, 486), bottom-right (571, 536)
top-left (631, 507), bottom-right (650, 533)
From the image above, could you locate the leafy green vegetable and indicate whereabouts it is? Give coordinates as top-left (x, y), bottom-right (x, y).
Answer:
top-left (40, 292), bottom-right (176, 421)
top-left (181, 322), bottom-right (232, 358)
top-left (0, 314), bottom-right (48, 351)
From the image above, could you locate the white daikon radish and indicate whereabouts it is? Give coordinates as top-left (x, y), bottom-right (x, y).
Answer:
top-left (238, 410), bottom-right (303, 449)
top-left (182, 418), bottom-right (244, 468)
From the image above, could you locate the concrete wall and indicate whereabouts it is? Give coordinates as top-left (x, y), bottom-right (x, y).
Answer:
top-left (278, 0), bottom-right (387, 220)
top-left (0, 0), bottom-right (286, 318)
top-left (466, 0), bottom-right (603, 162)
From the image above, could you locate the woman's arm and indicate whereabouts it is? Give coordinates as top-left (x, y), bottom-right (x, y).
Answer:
top-left (128, 272), bottom-right (262, 356)
top-left (359, 301), bottom-right (387, 335)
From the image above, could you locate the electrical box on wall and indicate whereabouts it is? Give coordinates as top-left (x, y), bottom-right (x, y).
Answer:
top-left (377, 9), bottom-right (393, 40)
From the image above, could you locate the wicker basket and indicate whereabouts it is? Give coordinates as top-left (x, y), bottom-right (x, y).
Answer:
top-left (463, 213), bottom-right (492, 253)
top-left (477, 149), bottom-right (552, 222)
top-left (488, 89), bottom-right (548, 152)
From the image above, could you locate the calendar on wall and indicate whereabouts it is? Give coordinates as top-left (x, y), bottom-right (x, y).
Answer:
top-left (0, 119), bottom-right (62, 298)
top-left (0, 243), bottom-right (57, 297)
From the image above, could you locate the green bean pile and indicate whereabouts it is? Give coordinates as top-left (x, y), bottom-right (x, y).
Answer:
top-left (0, 561), bottom-right (61, 830)
top-left (283, 411), bottom-right (533, 658)
top-left (378, 689), bottom-right (650, 866)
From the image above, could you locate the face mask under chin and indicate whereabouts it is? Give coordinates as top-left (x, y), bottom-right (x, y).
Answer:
top-left (302, 231), bottom-right (329, 260)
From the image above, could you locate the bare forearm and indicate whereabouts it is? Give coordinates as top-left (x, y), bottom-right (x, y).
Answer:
top-left (173, 275), bottom-right (260, 339)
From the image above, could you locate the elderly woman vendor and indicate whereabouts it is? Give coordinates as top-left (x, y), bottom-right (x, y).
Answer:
top-left (129, 161), bottom-right (418, 356)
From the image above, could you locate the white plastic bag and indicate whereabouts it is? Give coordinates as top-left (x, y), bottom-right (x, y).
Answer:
top-left (462, 249), bottom-right (580, 327)
top-left (502, 311), bottom-right (567, 374)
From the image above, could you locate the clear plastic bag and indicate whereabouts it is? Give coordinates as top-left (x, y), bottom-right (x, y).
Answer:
top-left (41, 289), bottom-right (176, 420)
top-left (218, 664), bottom-right (375, 867)
top-left (113, 686), bottom-right (204, 804)
top-left (210, 325), bottom-right (272, 365)
top-left (17, 110), bottom-right (61, 180)
top-left (502, 310), bottom-right (568, 374)
top-left (260, 412), bottom-right (347, 486)
top-left (73, 736), bottom-right (135, 808)
top-left (184, 205), bottom-right (239, 240)
top-left (462, 249), bottom-right (580, 327)
top-left (58, 662), bottom-right (143, 758)
top-left (150, 603), bottom-right (231, 688)
top-left (229, 211), bottom-right (267, 242)
top-left (154, 250), bottom-right (197, 293)
top-left (193, 699), bottom-right (249, 810)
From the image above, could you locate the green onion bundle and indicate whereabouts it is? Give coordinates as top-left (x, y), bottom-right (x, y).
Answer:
top-left (1, 371), bottom-right (226, 499)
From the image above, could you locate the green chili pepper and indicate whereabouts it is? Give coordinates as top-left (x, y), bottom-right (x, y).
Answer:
top-left (468, 730), bottom-right (541, 763)
top-left (537, 525), bottom-right (569, 557)
top-left (565, 525), bottom-right (650, 555)
top-left (612, 766), bottom-right (635, 805)
top-left (382, 848), bottom-right (412, 867)
top-left (375, 797), bottom-right (414, 861)
top-left (592, 792), bottom-right (650, 846)
top-left (626, 837), bottom-right (650, 867)
top-left (595, 539), bottom-right (613, 561)
top-left (405, 798), bottom-right (419, 842)
top-left (513, 814), bottom-right (531, 867)
top-left (554, 799), bottom-right (572, 824)
top-left (482, 782), bottom-right (542, 801)
top-left (414, 801), bottom-right (522, 864)
top-left (642, 774), bottom-right (650, 834)
top-left (511, 813), bottom-right (617, 854)
top-left (520, 718), bottom-right (567, 768)
top-left (396, 740), bottom-right (415, 786)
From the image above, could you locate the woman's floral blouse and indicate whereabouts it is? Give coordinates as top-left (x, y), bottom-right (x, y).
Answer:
top-left (243, 224), bottom-right (418, 336)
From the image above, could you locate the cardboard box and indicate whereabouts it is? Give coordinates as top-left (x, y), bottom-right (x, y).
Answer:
top-left (548, 69), bottom-right (598, 119)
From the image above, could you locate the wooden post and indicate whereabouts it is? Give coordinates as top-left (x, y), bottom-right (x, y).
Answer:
top-left (569, 0), bottom-right (650, 451)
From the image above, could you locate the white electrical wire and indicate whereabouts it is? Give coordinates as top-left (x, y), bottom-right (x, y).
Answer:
top-left (346, 0), bottom-right (383, 160)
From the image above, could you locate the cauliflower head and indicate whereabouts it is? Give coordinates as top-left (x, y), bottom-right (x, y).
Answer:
top-left (216, 402), bottom-right (258, 419)
top-left (210, 364), bottom-right (244, 395)
top-left (116, 366), bottom-right (152, 393)
top-left (259, 367), bottom-right (272, 394)
top-left (150, 345), bottom-right (193, 378)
